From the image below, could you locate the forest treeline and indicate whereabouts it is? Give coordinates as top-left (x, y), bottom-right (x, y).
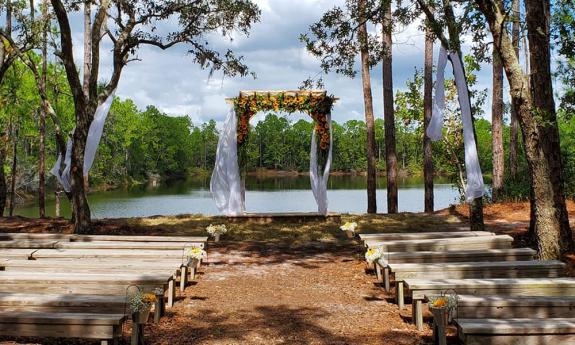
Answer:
top-left (2, 59), bottom-right (574, 200)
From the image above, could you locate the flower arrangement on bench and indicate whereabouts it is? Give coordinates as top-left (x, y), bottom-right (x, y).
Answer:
top-left (365, 247), bottom-right (383, 265)
top-left (186, 246), bottom-right (207, 267)
top-left (427, 292), bottom-right (457, 345)
top-left (129, 291), bottom-right (157, 324)
top-left (206, 224), bottom-right (227, 242)
top-left (340, 221), bottom-right (357, 238)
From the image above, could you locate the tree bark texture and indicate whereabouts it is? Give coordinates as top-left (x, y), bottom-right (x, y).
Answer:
top-left (491, 49), bottom-right (504, 201)
top-left (0, 135), bottom-right (7, 216)
top-left (9, 126), bottom-right (18, 216)
top-left (509, 0), bottom-right (520, 178)
top-left (476, 0), bottom-right (574, 258)
top-left (382, 0), bottom-right (397, 213)
top-left (38, 0), bottom-right (49, 217)
top-left (423, 23), bottom-right (434, 213)
top-left (358, 0), bottom-right (377, 213)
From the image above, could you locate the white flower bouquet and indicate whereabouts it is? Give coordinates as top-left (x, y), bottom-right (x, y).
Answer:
top-left (340, 221), bottom-right (357, 238)
top-left (206, 224), bottom-right (227, 241)
top-left (365, 247), bottom-right (383, 265)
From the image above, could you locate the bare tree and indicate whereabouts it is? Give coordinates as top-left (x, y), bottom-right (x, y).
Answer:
top-left (50, 0), bottom-right (260, 233)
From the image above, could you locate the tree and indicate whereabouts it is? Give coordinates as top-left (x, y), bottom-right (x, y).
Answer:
top-left (359, 0), bottom-right (378, 213)
top-left (509, 0), bottom-right (520, 178)
top-left (382, 0), bottom-right (397, 213)
top-left (475, 0), bottom-right (574, 258)
top-left (50, 0), bottom-right (260, 233)
top-left (491, 48), bottom-right (504, 201)
top-left (301, 0), bottom-right (384, 213)
top-left (417, 0), bottom-right (485, 231)
top-left (423, 15), bottom-right (434, 213)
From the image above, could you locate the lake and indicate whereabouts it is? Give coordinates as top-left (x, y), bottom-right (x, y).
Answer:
top-left (15, 175), bottom-right (462, 219)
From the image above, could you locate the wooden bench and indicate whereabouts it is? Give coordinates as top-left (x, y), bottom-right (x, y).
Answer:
top-left (365, 235), bottom-right (513, 251)
top-left (391, 260), bottom-right (565, 304)
top-left (456, 295), bottom-right (575, 318)
top-left (456, 318), bottom-right (575, 345)
top-left (30, 248), bottom-right (185, 259)
top-left (0, 311), bottom-right (125, 344)
top-left (359, 231), bottom-right (494, 246)
top-left (0, 271), bottom-right (177, 307)
top-left (54, 240), bottom-right (202, 250)
top-left (374, 248), bottom-right (536, 289)
top-left (0, 258), bottom-right (190, 293)
top-left (404, 277), bottom-right (575, 330)
top-left (0, 248), bottom-right (37, 259)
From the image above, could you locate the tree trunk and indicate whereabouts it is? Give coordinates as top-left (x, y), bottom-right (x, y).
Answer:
top-left (509, 0), bottom-right (520, 178)
top-left (38, 0), bottom-right (49, 218)
top-left (9, 125), bottom-right (18, 216)
top-left (475, 0), bottom-right (574, 259)
top-left (491, 49), bottom-right (504, 201)
top-left (0, 135), bottom-right (7, 216)
top-left (70, 112), bottom-right (92, 233)
top-left (382, 0), bottom-right (397, 214)
top-left (423, 22), bottom-right (434, 213)
top-left (525, 0), bottom-right (573, 257)
top-left (358, 0), bottom-right (377, 213)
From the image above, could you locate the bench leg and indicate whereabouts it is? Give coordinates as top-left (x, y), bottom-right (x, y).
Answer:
top-left (154, 291), bottom-right (164, 323)
top-left (167, 279), bottom-right (175, 308)
top-left (131, 323), bottom-right (144, 345)
top-left (414, 299), bottom-right (423, 331)
top-left (397, 281), bottom-right (404, 310)
top-left (180, 266), bottom-right (188, 292)
top-left (383, 267), bottom-right (390, 292)
top-left (375, 264), bottom-right (382, 281)
top-left (189, 266), bottom-right (196, 280)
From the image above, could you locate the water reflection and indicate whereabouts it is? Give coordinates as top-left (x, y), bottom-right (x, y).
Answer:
top-left (15, 175), bottom-right (461, 218)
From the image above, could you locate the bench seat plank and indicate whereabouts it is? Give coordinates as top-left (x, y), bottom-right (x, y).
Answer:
top-left (456, 318), bottom-right (575, 334)
top-left (31, 248), bottom-right (184, 259)
top-left (456, 295), bottom-right (575, 318)
top-left (0, 312), bottom-right (125, 339)
top-left (0, 232), bottom-right (208, 244)
top-left (0, 293), bottom-right (126, 314)
top-left (366, 235), bottom-right (513, 251)
top-left (54, 241), bottom-right (198, 250)
top-left (0, 240), bottom-right (59, 249)
top-left (360, 231), bottom-right (493, 243)
top-left (380, 248), bottom-right (535, 264)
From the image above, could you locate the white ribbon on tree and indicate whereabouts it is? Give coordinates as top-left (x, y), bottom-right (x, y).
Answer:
top-left (210, 107), bottom-right (245, 215)
top-left (50, 91), bottom-right (116, 192)
top-left (427, 46), bottom-right (484, 202)
top-left (310, 113), bottom-right (333, 215)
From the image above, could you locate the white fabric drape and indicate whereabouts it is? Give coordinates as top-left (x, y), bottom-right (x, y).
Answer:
top-left (310, 113), bottom-right (333, 215)
top-left (84, 91), bottom-right (115, 174)
top-left (427, 46), bottom-right (485, 202)
top-left (50, 92), bottom-right (116, 193)
top-left (210, 107), bottom-right (245, 215)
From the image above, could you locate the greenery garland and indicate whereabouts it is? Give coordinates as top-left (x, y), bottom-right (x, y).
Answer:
top-left (233, 93), bottom-right (335, 151)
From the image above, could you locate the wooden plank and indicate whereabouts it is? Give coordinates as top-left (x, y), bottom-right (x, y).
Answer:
top-left (0, 293), bottom-right (126, 314)
top-left (379, 248), bottom-right (536, 264)
top-left (0, 312), bottom-right (124, 339)
top-left (366, 235), bottom-right (513, 251)
top-left (391, 260), bottom-right (565, 280)
top-left (457, 319), bottom-right (575, 345)
top-left (0, 271), bottom-right (172, 284)
top-left (0, 232), bottom-right (208, 244)
top-left (406, 277), bottom-right (575, 299)
top-left (455, 295), bottom-right (575, 318)
top-left (31, 248), bottom-right (185, 259)
top-left (457, 318), bottom-right (575, 334)
top-left (0, 240), bottom-right (59, 249)
top-left (55, 241), bottom-right (200, 250)
top-left (1, 259), bottom-right (183, 274)
top-left (359, 231), bottom-right (493, 242)
top-left (0, 249), bottom-right (37, 259)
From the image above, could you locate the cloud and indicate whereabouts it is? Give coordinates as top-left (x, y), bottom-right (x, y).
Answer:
top-left (68, 0), bottom-right (499, 126)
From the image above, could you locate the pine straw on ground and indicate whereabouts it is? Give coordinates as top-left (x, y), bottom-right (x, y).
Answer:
top-left (0, 203), bottom-right (573, 344)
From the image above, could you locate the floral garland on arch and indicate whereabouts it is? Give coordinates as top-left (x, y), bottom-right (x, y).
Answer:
top-left (233, 93), bottom-right (335, 150)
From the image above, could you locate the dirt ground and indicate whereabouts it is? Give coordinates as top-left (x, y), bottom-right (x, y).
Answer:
top-left (0, 202), bottom-right (574, 345)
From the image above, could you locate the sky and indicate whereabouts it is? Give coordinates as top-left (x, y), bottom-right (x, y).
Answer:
top-left (76, 0), bottom-right (503, 126)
